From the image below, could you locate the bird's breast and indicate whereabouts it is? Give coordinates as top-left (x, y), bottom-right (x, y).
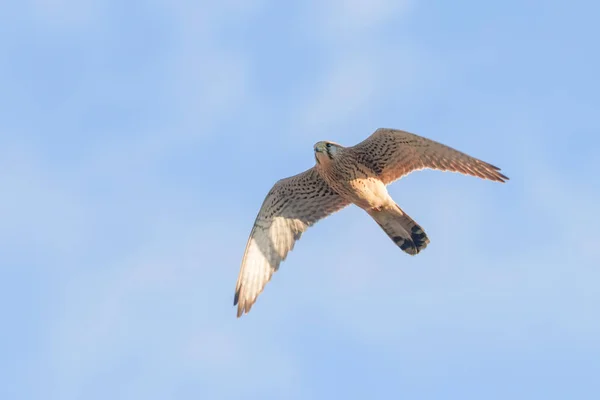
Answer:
top-left (318, 165), bottom-right (389, 209)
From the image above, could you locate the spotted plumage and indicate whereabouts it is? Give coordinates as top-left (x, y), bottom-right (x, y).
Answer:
top-left (234, 128), bottom-right (508, 317)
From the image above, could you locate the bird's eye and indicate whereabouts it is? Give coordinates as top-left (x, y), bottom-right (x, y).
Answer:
top-left (326, 143), bottom-right (331, 148)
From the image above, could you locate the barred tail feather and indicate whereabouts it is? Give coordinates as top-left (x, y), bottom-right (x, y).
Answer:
top-left (367, 204), bottom-right (429, 255)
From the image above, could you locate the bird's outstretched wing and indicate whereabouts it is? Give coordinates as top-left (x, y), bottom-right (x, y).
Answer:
top-left (234, 167), bottom-right (349, 317)
top-left (350, 128), bottom-right (508, 184)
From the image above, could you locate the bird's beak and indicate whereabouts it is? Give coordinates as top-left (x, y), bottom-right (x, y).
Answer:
top-left (314, 145), bottom-right (322, 163)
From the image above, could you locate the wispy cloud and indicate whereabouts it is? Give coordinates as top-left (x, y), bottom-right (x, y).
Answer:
top-left (311, 0), bottom-right (413, 36)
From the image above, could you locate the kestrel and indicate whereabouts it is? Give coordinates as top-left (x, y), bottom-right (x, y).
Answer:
top-left (234, 128), bottom-right (508, 317)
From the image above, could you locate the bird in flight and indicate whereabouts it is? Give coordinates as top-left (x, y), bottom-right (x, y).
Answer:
top-left (234, 128), bottom-right (508, 317)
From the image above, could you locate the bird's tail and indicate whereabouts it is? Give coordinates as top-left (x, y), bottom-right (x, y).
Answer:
top-left (367, 204), bottom-right (430, 255)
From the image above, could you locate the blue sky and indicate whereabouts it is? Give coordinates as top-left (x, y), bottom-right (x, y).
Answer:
top-left (1, 1), bottom-right (599, 399)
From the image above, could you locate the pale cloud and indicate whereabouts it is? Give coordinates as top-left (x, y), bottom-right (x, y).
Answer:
top-left (297, 58), bottom-right (380, 132)
top-left (167, 0), bottom-right (267, 29)
top-left (168, 43), bottom-right (254, 138)
top-left (312, 0), bottom-right (413, 35)
top-left (285, 1), bottom-right (429, 141)
top-left (28, 0), bottom-right (102, 30)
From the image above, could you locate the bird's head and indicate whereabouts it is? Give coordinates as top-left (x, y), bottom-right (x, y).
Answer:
top-left (314, 141), bottom-right (342, 165)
